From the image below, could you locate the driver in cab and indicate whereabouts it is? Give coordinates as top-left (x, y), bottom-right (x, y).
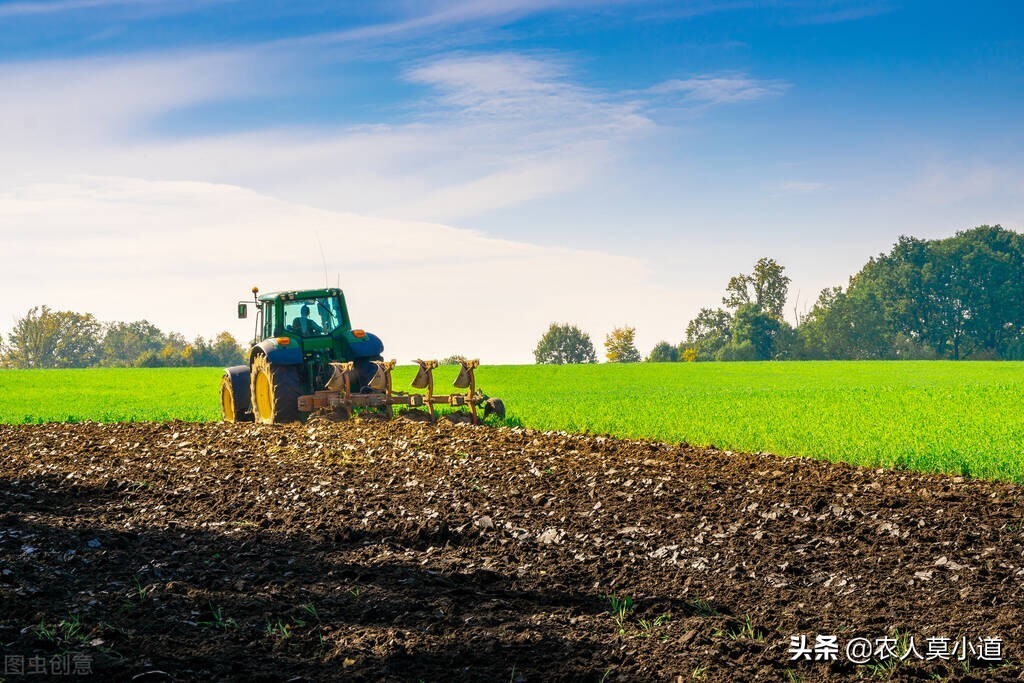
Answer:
top-left (291, 305), bottom-right (323, 336)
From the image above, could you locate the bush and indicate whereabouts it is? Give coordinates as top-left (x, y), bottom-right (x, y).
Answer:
top-left (647, 341), bottom-right (679, 362)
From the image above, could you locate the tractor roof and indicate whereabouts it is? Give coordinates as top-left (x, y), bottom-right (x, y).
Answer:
top-left (258, 288), bottom-right (344, 302)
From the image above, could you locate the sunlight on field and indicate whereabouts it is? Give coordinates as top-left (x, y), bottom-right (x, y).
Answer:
top-left (0, 368), bottom-right (219, 423)
top-left (2, 362), bottom-right (1023, 481)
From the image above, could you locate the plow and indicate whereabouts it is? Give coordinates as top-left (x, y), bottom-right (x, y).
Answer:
top-left (220, 286), bottom-right (504, 425)
top-left (297, 357), bottom-right (504, 423)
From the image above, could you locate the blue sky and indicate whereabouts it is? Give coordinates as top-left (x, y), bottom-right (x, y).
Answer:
top-left (0, 0), bottom-right (1021, 361)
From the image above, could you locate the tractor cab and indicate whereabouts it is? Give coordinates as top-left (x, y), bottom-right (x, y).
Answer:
top-left (252, 288), bottom-right (350, 341)
top-left (282, 296), bottom-right (344, 338)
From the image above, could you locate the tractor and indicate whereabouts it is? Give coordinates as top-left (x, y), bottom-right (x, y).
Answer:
top-left (220, 287), bottom-right (504, 425)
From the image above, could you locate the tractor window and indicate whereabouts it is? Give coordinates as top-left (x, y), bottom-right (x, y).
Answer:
top-left (263, 303), bottom-right (276, 338)
top-left (284, 297), bottom-right (344, 337)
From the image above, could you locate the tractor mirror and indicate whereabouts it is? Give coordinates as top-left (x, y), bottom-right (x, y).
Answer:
top-left (237, 303), bottom-right (248, 319)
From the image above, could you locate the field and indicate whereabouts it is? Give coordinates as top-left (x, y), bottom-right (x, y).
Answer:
top-left (2, 361), bottom-right (1024, 481)
top-left (2, 419), bottom-right (1022, 681)
top-left (3, 363), bottom-right (1024, 680)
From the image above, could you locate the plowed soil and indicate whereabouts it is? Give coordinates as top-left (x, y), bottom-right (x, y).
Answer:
top-left (1, 420), bottom-right (1022, 682)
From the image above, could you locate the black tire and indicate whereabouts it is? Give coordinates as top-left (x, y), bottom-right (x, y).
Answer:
top-left (220, 367), bottom-right (253, 422)
top-left (250, 353), bottom-right (303, 424)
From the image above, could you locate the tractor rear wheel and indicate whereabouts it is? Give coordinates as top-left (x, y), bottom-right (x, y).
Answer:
top-left (250, 354), bottom-right (302, 424)
top-left (220, 368), bottom-right (253, 422)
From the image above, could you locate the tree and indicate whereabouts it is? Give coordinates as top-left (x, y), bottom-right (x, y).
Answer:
top-left (773, 320), bottom-right (803, 359)
top-left (799, 286), bottom-right (890, 360)
top-left (210, 332), bottom-right (245, 366)
top-left (723, 257), bottom-right (791, 319)
top-left (954, 226), bottom-right (1024, 357)
top-left (715, 339), bottom-right (758, 361)
top-left (533, 323), bottom-right (597, 364)
top-left (685, 307), bottom-right (732, 360)
top-left (605, 326), bottom-right (642, 363)
top-left (825, 225), bottom-right (1024, 360)
top-left (2, 306), bottom-right (102, 368)
top-left (729, 303), bottom-right (781, 360)
top-left (647, 341), bottom-right (679, 362)
top-left (99, 320), bottom-right (166, 367)
top-left (135, 332), bottom-right (193, 367)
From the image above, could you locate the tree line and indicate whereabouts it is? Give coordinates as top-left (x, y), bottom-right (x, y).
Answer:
top-left (0, 305), bottom-right (245, 369)
top-left (535, 225), bottom-right (1024, 363)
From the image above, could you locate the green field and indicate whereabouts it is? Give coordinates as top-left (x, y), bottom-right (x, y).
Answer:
top-left (2, 362), bottom-right (1023, 481)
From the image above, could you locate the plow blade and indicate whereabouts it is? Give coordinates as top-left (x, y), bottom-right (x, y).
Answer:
top-left (297, 358), bottom-right (502, 424)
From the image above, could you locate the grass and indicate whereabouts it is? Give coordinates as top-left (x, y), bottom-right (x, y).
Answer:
top-left (264, 619), bottom-right (293, 646)
top-left (605, 594), bottom-right (634, 633)
top-left (2, 361), bottom-right (1024, 481)
top-left (686, 596), bottom-right (719, 617)
top-left (197, 603), bottom-right (237, 631)
top-left (31, 615), bottom-right (92, 647)
top-left (713, 615), bottom-right (766, 641)
top-left (636, 613), bottom-right (671, 639)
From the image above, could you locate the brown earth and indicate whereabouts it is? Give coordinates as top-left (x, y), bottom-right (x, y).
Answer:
top-left (0, 419), bottom-right (1022, 682)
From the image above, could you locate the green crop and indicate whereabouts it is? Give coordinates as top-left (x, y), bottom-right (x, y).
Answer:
top-left (2, 361), bottom-right (1024, 481)
top-left (0, 368), bottom-right (218, 423)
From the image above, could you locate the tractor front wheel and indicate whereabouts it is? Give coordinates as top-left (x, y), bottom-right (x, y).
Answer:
top-left (250, 354), bottom-right (303, 424)
top-left (220, 367), bottom-right (253, 422)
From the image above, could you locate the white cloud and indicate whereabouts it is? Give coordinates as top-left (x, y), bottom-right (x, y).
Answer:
top-left (0, 0), bottom-right (146, 18)
top-left (651, 74), bottom-right (789, 104)
top-left (406, 53), bottom-right (648, 132)
top-left (0, 176), bottom-right (687, 363)
top-left (777, 180), bottom-right (826, 195)
top-left (0, 50), bottom-right (654, 224)
top-left (272, 0), bottom-right (659, 48)
top-left (0, 0), bottom-right (231, 19)
top-left (0, 52), bottom-right (260, 151)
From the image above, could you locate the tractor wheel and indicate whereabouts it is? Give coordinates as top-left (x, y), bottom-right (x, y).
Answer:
top-left (220, 367), bottom-right (253, 422)
top-left (250, 354), bottom-right (303, 424)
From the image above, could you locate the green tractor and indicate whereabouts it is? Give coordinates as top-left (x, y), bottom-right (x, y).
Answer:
top-left (220, 286), bottom-right (504, 425)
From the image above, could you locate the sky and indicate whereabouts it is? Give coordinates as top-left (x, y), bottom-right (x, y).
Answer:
top-left (1, 0), bottom-right (1022, 363)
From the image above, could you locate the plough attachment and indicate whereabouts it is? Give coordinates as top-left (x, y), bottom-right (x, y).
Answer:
top-left (297, 358), bottom-right (505, 424)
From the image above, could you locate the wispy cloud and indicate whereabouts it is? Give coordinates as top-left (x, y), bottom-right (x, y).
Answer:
top-left (271, 0), bottom-right (655, 49)
top-left (780, 1), bottom-right (893, 26)
top-left (0, 51), bottom-right (264, 146)
top-left (777, 180), bottom-right (826, 195)
top-left (0, 0), bottom-right (229, 19)
top-left (0, 0), bottom-right (139, 18)
top-left (0, 49), bottom-right (655, 223)
top-left (405, 53), bottom-right (648, 136)
top-left (650, 74), bottom-right (789, 105)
